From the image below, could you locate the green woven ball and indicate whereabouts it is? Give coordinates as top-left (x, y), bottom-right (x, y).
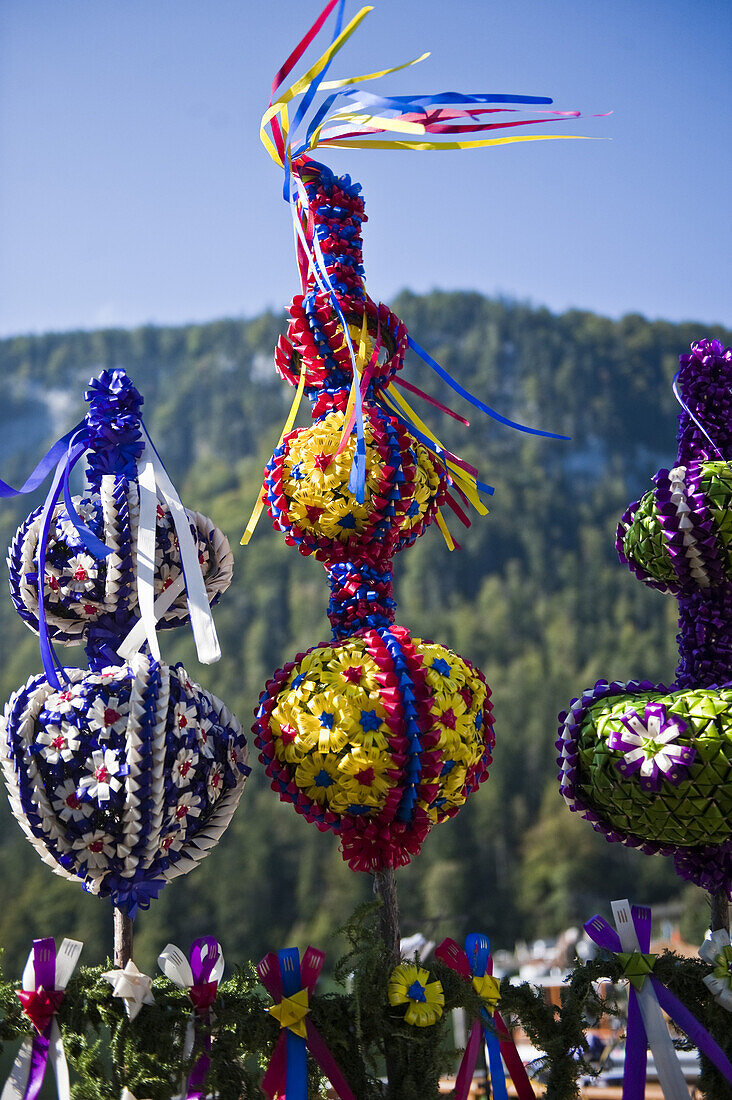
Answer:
top-left (577, 687), bottom-right (732, 847)
top-left (620, 461), bottom-right (732, 589)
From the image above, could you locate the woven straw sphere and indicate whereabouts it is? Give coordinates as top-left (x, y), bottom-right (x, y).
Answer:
top-left (1, 653), bottom-right (249, 913)
top-left (8, 480), bottom-right (233, 645)
top-left (254, 626), bottom-right (493, 870)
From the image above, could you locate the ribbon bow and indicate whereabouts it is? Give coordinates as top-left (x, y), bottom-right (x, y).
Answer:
top-left (158, 938), bottom-right (224, 1100)
top-left (585, 899), bottom-right (732, 1100)
top-left (257, 947), bottom-right (355, 1100)
top-left (436, 935), bottom-right (534, 1100)
top-left (2, 937), bottom-right (82, 1100)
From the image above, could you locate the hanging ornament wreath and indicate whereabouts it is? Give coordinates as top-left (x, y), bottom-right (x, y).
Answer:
top-left (558, 339), bottom-right (732, 900)
top-left (246, 0), bottom-right (581, 874)
top-left (0, 369), bottom-right (250, 918)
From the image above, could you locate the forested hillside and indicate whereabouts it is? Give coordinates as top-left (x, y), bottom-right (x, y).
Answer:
top-left (0, 293), bottom-right (729, 976)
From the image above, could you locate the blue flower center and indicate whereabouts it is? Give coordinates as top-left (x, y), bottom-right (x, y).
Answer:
top-left (407, 980), bottom-right (426, 1002)
top-left (315, 769), bottom-right (334, 788)
top-left (359, 710), bottom-right (381, 732)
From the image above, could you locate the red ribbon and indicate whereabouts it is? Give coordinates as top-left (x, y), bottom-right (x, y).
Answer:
top-left (257, 946), bottom-right (357, 1100)
top-left (435, 937), bottom-right (535, 1100)
top-left (17, 989), bottom-right (65, 1036)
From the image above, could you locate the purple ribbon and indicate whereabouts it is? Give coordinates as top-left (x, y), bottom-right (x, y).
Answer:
top-left (585, 908), bottom-right (732, 1096)
top-left (185, 938), bottom-right (221, 1100)
top-left (20, 938), bottom-right (57, 1100)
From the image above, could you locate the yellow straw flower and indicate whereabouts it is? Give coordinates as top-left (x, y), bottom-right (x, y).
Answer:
top-left (294, 752), bottom-right (343, 805)
top-left (388, 963), bottom-right (445, 1027)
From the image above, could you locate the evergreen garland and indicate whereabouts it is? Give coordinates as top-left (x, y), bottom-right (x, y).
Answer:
top-left (0, 903), bottom-right (727, 1098)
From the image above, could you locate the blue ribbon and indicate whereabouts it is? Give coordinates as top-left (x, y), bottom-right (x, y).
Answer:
top-left (465, 934), bottom-right (508, 1100)
top-left (106, 872), bottom-right (166, 919)
top-left (280, 948), bottom-right (308, 1100)
top-left (408, 335), bottom-right (570, 440)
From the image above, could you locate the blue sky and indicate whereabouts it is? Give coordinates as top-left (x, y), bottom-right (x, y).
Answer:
top-left (1, 0), bottom-right (730, 337)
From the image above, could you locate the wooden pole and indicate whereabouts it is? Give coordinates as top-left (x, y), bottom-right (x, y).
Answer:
top-left (373, 867), bottom-right (401, 966)
top-left (373, 868), bottom-right (402, 1098)
top-left (113, 907), bottom-right (134, 968)
top-left (710, 889), bottom-right (730, 934)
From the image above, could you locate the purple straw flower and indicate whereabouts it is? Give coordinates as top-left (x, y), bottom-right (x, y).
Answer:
top-left (608, 703), bottom-right (695, 792)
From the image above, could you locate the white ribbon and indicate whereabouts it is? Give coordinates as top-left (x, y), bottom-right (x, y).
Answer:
top-left (611, 900), bottom-right (689, 1100)
top-left (127, 433), bottom-right (220, 665)
top-left (157, 942), bottom-right (224, 1098)
top-left (2, 938), bottom-right (82, 1100)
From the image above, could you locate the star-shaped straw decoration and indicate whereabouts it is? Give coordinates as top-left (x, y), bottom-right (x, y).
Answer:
top-left (103, 960), bottom-right (155, 1021)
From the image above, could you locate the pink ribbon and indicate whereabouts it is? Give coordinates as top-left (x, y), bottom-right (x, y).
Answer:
top-left (257, 946), bottom-right (356, 1100)
top-left (435, 936), bottom-right (534, 1100)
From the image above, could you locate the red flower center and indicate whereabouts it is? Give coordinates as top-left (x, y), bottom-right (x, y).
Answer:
top-left (440, 708), bottom-right (457, 730)
top-left (178, 715), bottom-right (188, 729)
top-left (280, 723), bottom-right (298, 745)
top-left (180, 760), bottom-right (192, 777)
top-left (176, 804), bottom-right (189, 820)
top-left (313, 452), bottom-right (333, 472)
top-left (73, 566), bottom-right (88, 582)
top-left (89, 840), bottom-right (105, 853)
top-left (65, 792), bottom-right (80, 809)
top-left (52, 736), bottom-right (66, 750)
top-left (343, 665), bottom-right (363, 684)
top-left (355, 767), bottom-right (375, 786)
top-left (95, 766), bottom-right (109, 783)
top-left (104, 707), bottom-right (120, 726)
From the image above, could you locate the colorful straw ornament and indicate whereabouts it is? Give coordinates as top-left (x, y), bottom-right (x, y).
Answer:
top-left (0, 368), bottom-right (249, 916)
top-left (257, 946), bottom-right (356, 1100)
top-left (435, 934), bottom-right (534, 1100)
top-left (585, 900), bottom-right (732, 1100)
top-left (249, 0), bottom-right (580, 873)
top-left (158, 938), bottom-right (224, 1099)
top-left (387, 962), bottom-right (444, 1027)
top-left (559, 340), bottom-right (732, 893)
top-left (2, 936), bottom-right (82, 1100)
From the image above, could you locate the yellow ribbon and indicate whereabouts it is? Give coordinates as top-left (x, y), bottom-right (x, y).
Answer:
top-left (318, 134), bottom-right (591, 152)
top-left (261, 6), bottom-right (375, 165)
top-left (267, 988), bottom-right (310, 1037)
top-left (472, 973), bottom-right (501, 1012)
top-left (241, 360), bottom-right (307, 546)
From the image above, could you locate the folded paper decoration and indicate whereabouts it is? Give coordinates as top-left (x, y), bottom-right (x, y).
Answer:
top-left (158, 938), bottom-right (224, 1099)
top-left (0, 369), bottom-right (250, 914)
top-left (435, 935), bottom-right (534, 1100)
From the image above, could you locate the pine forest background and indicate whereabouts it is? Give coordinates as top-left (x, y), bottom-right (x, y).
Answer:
top-left (0, 291), bottom-right (730, 978)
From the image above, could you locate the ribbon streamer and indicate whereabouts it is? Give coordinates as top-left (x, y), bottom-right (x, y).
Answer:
top-left (257, 946), bottom-right (356, 1100)
top-left (435, 935), bottom-right (534, 1100)
top-left (253, 0), bottom-right (583, 508)
top-left (2, 937), bottom-right (83, 1100)
top-left (585, 899), bottom-right (732, 1100)
top-left (158, 938), bottom-right (224, 1100)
